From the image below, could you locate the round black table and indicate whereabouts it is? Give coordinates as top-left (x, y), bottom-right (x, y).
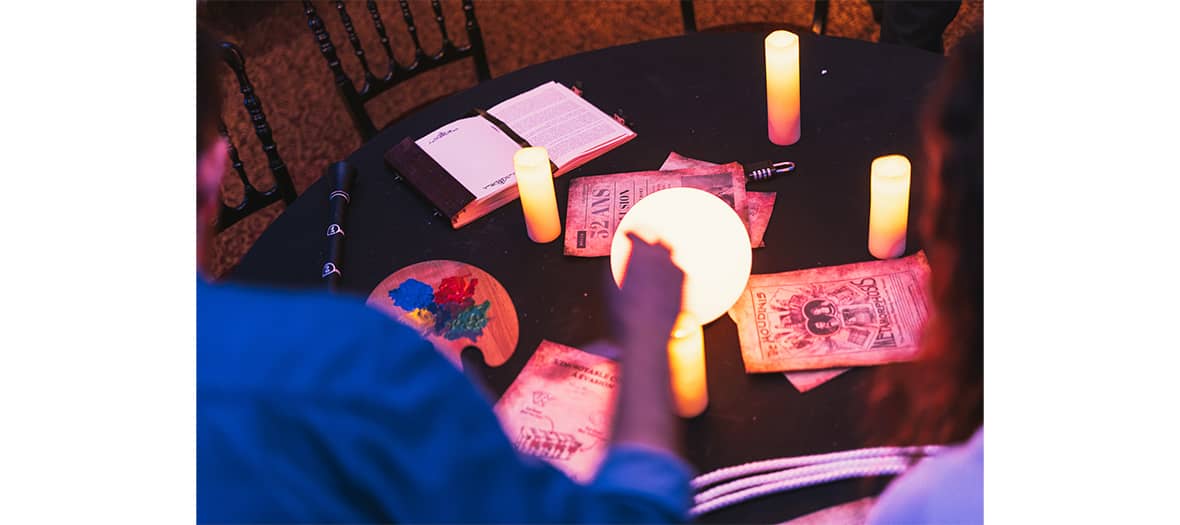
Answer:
top-left (233, 31), bottom-right (945, 523)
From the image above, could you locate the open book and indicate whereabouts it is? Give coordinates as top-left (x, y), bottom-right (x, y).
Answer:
top-left (384, 81), bottom-right (636, 228)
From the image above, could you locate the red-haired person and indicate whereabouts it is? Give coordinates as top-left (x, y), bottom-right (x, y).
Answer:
top-left (867, 32), bottom-right (984, 524)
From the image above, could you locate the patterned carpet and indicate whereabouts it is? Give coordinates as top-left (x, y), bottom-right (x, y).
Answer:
top-left (199, 0), bottom-right (982, 279)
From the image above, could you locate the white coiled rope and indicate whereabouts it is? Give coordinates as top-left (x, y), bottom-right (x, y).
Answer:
top-left (692, 445), bottom-right (943, 489)
top-left (690, 445), bottom-right (944, 517)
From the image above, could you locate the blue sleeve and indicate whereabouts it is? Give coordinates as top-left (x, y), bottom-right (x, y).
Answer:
top-left (344, 316), bottom-right (694, 523)
top-left (199, 295), bottom-right (692, 523)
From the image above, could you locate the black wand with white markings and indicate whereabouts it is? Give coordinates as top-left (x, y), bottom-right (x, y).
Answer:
top-left (322, 161), bottom-right (357, 291)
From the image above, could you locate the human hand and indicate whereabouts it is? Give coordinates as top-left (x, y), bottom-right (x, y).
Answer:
top-left (608, 233), bottom-right (686, 451)
top-left (609, 233), bottom-right (685, 349)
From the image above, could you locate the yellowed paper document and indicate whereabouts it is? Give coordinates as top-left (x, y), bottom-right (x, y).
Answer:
top-left (730, 253), bottom-right (931, 373)
top-left (564, 162), bottom-right (749, 257)
top-left (493, 340), bottom-right (618, 482)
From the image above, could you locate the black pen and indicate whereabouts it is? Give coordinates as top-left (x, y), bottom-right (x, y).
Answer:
top-left (322, 161), bottom-right (357, 291)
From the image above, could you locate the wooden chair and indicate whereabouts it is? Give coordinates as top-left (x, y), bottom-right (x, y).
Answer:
top-left (216, 41), bottom-right (299, 232)
top-left (302, 0), bottom-right (493, 143)
top-left (680, 0), bottom-right (830, 36)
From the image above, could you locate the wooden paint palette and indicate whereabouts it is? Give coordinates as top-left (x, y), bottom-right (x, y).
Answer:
top-left (367, 260), bottom-right (518, 367)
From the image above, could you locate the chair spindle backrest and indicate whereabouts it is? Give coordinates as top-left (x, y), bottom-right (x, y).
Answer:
top-left (303, 0), bottom-right (492, 142)
top-left (216, 42), bottom-right (299, 232)
top-left (680, 0), bottom-right (830, 36)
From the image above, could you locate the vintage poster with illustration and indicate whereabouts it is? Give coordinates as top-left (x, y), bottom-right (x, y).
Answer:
top-left (493, 340), bottom-right (619, 483)
top-left (730, 252), bottom-right (932, 373)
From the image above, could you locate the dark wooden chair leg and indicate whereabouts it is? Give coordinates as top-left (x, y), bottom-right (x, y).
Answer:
top-left (812, 0), bottom-right (830, 35)
top-left (681, 0), bottom-right (697, 33)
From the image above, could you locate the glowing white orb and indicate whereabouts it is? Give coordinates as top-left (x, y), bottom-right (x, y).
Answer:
top-left (610, 187), bottom-right (753, 324)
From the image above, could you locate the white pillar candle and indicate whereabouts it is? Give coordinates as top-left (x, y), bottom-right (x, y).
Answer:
top-left (668, 312), bottom-right (707, 418)
top-left (868, 154), bottom-right (912, 259)
top-left (765, 30), bottom-right (801, 146)
top-left (514, 147), bottom-right (561, 243)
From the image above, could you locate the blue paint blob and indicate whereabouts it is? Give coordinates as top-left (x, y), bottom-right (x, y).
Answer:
top-left (389, 278), bottom-right (434, 312)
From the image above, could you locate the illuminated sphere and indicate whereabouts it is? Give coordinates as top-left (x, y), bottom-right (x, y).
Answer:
top-left (610, 187), bottom-right (753, 324)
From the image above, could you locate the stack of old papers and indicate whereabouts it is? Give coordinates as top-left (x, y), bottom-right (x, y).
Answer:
top-left (563, 152), bottom-right (777, 256)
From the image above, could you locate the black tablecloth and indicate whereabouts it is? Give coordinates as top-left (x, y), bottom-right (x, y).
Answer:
top-left (232, 31), bottom-right (945, 523)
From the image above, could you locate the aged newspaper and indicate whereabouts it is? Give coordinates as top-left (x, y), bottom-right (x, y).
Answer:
top-left (659, 152), bottom-right (776, 249)
top-left (493, 340), bottom-right (618, 483)
top-left (563, 162), bottom-right (749, 257)
top-left (730, 252), bottom-right (932, 373)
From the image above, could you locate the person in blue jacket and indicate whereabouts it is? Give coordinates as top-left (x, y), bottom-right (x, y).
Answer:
top-left (197, 28), bottom-right (692, 524)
